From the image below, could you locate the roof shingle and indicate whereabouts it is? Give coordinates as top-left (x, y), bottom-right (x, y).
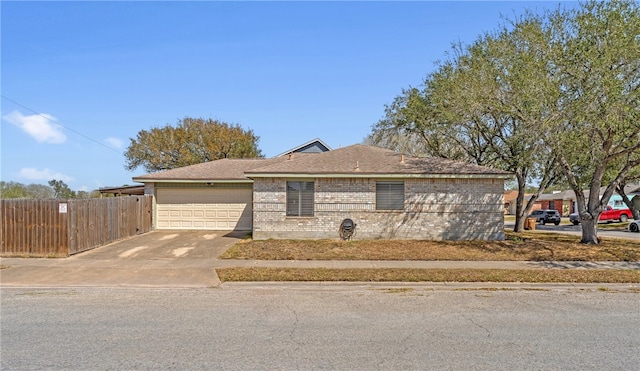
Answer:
top-left (247, 145), bottom-right (511, 177)
top-left (132, 157), bottom-right (287, 182)
top-left (133, 144), bottom-right (511, 182)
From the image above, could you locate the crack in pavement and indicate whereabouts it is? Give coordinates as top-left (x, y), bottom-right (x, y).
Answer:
top-left (462, 313), bottom-right (491, 338)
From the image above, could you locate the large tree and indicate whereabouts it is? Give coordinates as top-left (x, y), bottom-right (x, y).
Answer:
top-left (546, 0), bottom-right (640, 243)
top-left (368, 15), bottom-right (563, 232)
top-left (125, 117), bottom-right (263, 173)
top-left (369, 0), bottom-right (640, 242)
top-left (48, 179), bottom-right (76, 199)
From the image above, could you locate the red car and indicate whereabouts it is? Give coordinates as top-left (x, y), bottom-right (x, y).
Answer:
top-left (569, 206), bottom-right (632, 225)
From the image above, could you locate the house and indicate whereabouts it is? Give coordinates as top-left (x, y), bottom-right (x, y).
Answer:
top-left (531, 183), bottom-right (640, 216)
top-left (503, 190), bottom-right (517, 214)
top-left (275, 138), bottom-right (331, 156)
top-left (98, 185), bottom-right (145, 197)
top-left (536, 190), bottom-right (576, 216)
top-left (133, 144), bottom-right (511, 241)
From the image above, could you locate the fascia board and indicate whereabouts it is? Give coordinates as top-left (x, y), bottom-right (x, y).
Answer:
top-left (244, 173), bottom-right (513, 179)
top-left (131, 178), bottom-right (253, 183)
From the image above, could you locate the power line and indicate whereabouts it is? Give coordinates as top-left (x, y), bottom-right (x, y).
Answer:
top-left (1, 95), bottom-right (122, 154)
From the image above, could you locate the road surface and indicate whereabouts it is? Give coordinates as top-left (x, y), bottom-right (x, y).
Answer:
top-left (2, 284), bottom-right (639, 370)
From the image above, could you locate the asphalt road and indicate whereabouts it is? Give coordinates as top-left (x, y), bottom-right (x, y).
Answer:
top-left (2, 285), bottom-right (639, 370)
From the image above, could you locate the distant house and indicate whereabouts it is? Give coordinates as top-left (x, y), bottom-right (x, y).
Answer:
top-left (536, 190), bottom-right (576, 216)
top-left (532, 183), bottom-right (640, 216)
top-left (98, 185), bottom-right (145, 197)
top-left (133, 143), bottom-right (511, 240)
top-left (503, 190), bottom-right (521, 215)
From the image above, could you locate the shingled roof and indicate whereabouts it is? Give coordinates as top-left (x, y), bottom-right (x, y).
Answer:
top-left (132, 157), bottom-right (287, 182)
top-left (132, 144), bottom-right (511, 182)
top-left (246, 144), bottom-right (511, 178)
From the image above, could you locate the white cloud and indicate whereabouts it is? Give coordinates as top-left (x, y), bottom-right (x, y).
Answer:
top-left (105, 137), bottom-right (124, 149)
top-left (2, 110), bottom-right (66, 143)
top-left (18, 167), bottom-right (73, 182)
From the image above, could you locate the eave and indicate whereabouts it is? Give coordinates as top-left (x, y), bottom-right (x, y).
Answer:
top-left (131, 178), bottom-right (253, 184)
top-left (245, 172), bottom-right (513, 179)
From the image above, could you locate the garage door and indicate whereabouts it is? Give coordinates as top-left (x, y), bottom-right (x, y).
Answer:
top-left (156, 188), bottom-right (252, 230)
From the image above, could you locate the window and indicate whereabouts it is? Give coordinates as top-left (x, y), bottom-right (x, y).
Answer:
top-left (376, 181), bottom-right (404, 210)
top-left (286, 181), bottom-right (314, 216)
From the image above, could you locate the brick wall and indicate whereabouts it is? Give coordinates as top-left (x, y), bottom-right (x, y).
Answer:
top-left (253, 177), bottom-right (505, 240)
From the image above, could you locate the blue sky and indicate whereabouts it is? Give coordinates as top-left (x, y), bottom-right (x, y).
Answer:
top-left (1, 1), bottom-right (575, 191)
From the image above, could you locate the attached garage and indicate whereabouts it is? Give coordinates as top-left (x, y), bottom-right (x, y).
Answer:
top-left (155, 187), bottom-right (252, 231)
top-left (131, 152), bottom-right (321, 232)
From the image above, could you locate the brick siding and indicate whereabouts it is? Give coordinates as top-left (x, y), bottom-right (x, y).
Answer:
top-left (253, 177), bottom-right (505, 240)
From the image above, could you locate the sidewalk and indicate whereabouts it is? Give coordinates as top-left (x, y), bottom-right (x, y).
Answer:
top-left (2, 256), bottom-right (638, 289)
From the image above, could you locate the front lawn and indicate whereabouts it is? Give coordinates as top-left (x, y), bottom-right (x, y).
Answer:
top-left (220, 231), bottom-right (640, 262)
top-left (216, 267), bottom-right (640, 283)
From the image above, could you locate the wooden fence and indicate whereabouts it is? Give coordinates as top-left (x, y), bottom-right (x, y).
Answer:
top-left (1, 195), bottom-right (153, 257)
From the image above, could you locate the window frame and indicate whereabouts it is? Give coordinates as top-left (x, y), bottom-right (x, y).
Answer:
top-left (286, 180), bottom-right (315, 217)
top-left (376, 181), bottom-right (405, 211)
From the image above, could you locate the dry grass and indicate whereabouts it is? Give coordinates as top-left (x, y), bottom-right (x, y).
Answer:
top-left (216, 267), bottom-right (640, 283)
top-left (220, 231), bottom-right (640, 262)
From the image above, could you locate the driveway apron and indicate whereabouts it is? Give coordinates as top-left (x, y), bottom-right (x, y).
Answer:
top-left (0, 230), bottom-right (243, 288)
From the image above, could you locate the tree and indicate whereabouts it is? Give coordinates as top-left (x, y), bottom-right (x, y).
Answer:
top-left (0, 181), bottom-right (29, 198)
top-left (1, 181), bottom-right (55, 199)
top-left (125, 117), bottom-right (263, 173)
top-left (370, 0), bottom-right (640, 243)
top-left (48, 179), bottom-right (76, 199)
top-left (368, 15), bottom-right (563, 232)
top-left (546, 0), bottom-right (640, 243)
top-left (25, 183), bottom-right (55, 199)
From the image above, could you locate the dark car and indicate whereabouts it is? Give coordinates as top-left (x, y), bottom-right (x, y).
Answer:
top-left (528, 209), bottom-right (561, 225)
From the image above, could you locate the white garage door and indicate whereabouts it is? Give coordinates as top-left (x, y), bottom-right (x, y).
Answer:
top-left (156, 188), bottom-right (252, 230)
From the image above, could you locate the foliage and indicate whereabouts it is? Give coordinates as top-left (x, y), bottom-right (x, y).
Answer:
top-left (124, 117), bottom-right (263, 173)
top-left (0, 180), bottom-right (100, 199)
top-left (48, 180), bottom-right (76, 199)
top-left (369, 0), bottom-right (640, 243)
top-left (545, 0), bottom-right (640, 243)
top-left (368, 13), bottom-right (563, 232)
top-left (1, 181), bottom-right (54, 199)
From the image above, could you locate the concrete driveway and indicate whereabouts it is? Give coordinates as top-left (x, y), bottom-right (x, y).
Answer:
top-left (0, 230), bottom-right (243, 288)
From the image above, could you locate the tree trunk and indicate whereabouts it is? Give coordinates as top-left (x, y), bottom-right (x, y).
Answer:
top-left (513, 173), bottom-right (527, 232)
top-left (616, 184), bottom-right (640, 219)
top-left (580, 217), bottom-right (600, 244)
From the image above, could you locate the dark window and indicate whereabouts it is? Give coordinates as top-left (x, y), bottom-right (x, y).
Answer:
top-left (376, 181), bottom-right (404, 210)
top-left (286, 181), bottom-right (314, 216)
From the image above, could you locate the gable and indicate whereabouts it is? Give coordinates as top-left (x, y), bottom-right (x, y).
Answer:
top-left (275, 138), bottom-right (331, 157)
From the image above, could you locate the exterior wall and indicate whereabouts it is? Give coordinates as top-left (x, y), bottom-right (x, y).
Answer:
top-left (252, 177), bottom-right (505, 241)
top-left (540, 199), bottom-right (562, 211)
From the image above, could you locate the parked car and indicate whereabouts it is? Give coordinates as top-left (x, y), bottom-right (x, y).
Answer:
top-left (569, 206), bottom-right (632, 225)
top-left (528, 209), bottom-right (561, 225)
top-left (629, 220), bottom-right (640, 233)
